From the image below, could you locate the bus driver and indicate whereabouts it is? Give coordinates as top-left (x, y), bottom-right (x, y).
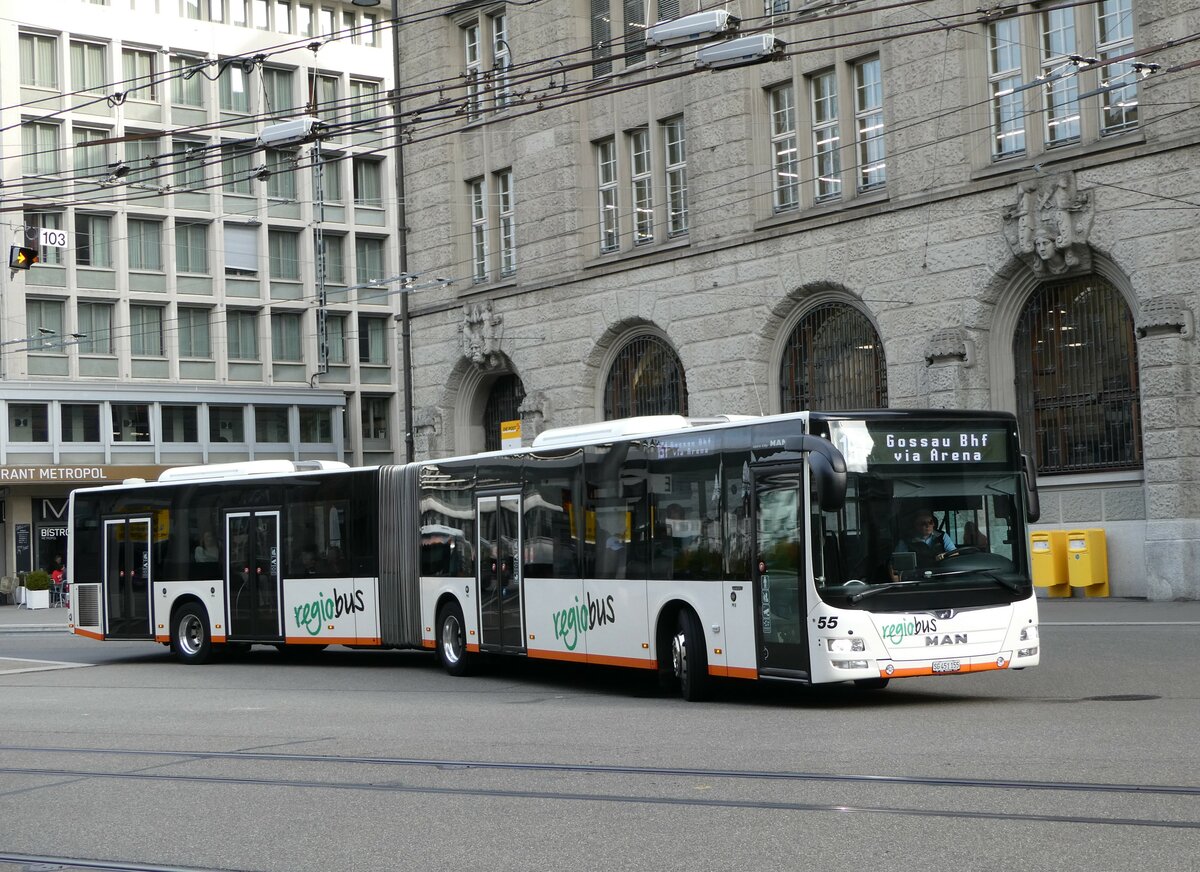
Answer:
top-left (892, 509), bottom-right (955, 577)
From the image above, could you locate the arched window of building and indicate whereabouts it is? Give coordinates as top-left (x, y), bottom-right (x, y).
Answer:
top-left (603, 334), bottom-right (688, 420)
top-left (780, 302), bottom-right (887, 411)
top-left (1013, 276), bottom-right (1141, 474)
top-left (483, 373), bottom-right (526, 451)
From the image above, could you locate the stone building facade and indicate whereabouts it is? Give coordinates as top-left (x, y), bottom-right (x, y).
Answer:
top-left (394, 0), bottom-right (1200, 599)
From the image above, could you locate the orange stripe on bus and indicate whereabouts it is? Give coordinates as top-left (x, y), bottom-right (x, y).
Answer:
top-left (212, 635), bottom-right (226, 643)
top-left (466, 643), bottom-right (480, 653)
top-left (74, 628), bottom-right (104, 641)
top-left (421, 639), bottom-right (436, 649)
top-left (586, 652), bottom-right (656, 670)
top-left (527, 648), bottom-right (588, 664)
top-left (155, 635), bottom-right (169, 644)
top-left (281, 637), bottom-right (367, 646)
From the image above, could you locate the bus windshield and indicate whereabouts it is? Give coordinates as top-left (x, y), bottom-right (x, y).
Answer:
top-left (811, 417), bottom-right (1031, 609)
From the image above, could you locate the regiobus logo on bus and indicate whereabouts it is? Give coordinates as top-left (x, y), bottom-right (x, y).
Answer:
top-left (552, 593), bottom-right (617, 651)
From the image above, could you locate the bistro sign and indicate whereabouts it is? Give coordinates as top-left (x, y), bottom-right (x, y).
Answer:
top-left (0, 465), bottom-right (169, 483)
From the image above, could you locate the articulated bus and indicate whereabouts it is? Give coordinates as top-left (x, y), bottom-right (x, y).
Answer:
top-left (67, 409), bottom-right (1042, 699)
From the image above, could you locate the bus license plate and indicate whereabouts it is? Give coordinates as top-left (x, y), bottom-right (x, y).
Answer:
top-left (932, 659), bottom-right (961, 674)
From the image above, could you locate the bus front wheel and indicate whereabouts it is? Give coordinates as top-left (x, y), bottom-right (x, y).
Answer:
top-left (671, 609), bottom-right (710, 702)
top-left (173, 603), bottom-right (213, 665)
top-left (437, 602), bottom-right (472, 677)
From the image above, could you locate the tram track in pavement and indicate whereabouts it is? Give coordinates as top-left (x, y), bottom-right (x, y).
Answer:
top-left (1, 744), bottom-right (1198, 831)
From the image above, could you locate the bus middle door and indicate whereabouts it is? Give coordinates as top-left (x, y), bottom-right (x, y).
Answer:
top-left (476, 493), bottom-right (525, 653)
top-left (751, 466), bottom-right (810, 678)
top-left (225, 510), bottom-right (283, 641)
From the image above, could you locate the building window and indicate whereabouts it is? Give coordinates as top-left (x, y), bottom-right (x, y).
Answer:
top-left (73, 127), bottom-right (111, 179)
top-left (780, 302), bottom-right (887, 411)
top-left (362, 395), bottom-right (390, 441)
top-left (124, 136), bottom-right (159, 189)
top-left (603, 334), bottom-right (687, 420)
top-left (321, 233), bottom-right (346, 285)
top-left (362, 12), bottom-right (378, 46)
top-left (663, 117), bottom-right (688, 235)
top-left (352, 158), bottom-right (382, 207)
top-left (128, 218), bottom-right (163, 271)
top-left (77, 302), bottom-right (114, 354)
top-left (24, 211), bottom-right (65, 266)
top-left (130, 305), bottom-right (164, 357)
top-left (219, 63), bottom-right (251, 113)
top-left (112, 404), bottom-right (151, 442)
top-left (358, 315), bottom-right (388, 364)
top-left (256, 405), bottom-right (291, 441)
top-left (22, 122), bottom-right (60, 176)
top-left (597, 138), bottom-right (619, 253)
top-left (76, 214), bottom-right (112, 268)
top-left (300, 407), bottom-right (333, 442)
top-left (470, 178), bottom-right (488, 281)
top-left (349, 79), bottom-right (379, 123)
top-left (590, 0), bottom-right (612, 77)
top-left (71, 41), bottom-right (108, 95)
top-left (810, 69), bottom-right (841, 202)
top-left (175, 222), bottom-right (209, 274)
top-left (314, 152), bottom-right (343, 203)
top-left (175, 136), bottom-right (207, 190)
top-left (62, 404), bottom-right (101, 442)
top-left (275, 0), bottom-right (292, 33)
top-left (223, 142), bottom-right (255, 193)
top-left (268, 229), bottom-right (301, 281)
top-left (769, 84), bottom-right (799, 212)
top-left (178, 307), bottom-right (212, 358)
top-left (497, 169), bottom-right (515, 277)
top-left (210, 406), bottom-right (245, 442)
top-left (299, 4), bottom-right (314, 37)
top-left (170, 55), bottom-right (205, 107)
top-left (271, 311), bottom-right (303, 361)
top-left (483, 374), bottom-right (526, 452)
top-left (122, 48), bottom-right (158, 100)
top-left (262, 67), bottom-right (295, 115)
top-left (355, 237), bottom-right (385, 291)
top-left (8, 404), bottom-right (50, 442)
top-left (630, 128), bottom-right (653, 245)
top-left (20, 33), bottom-right (58, 88)
top-left (854, 57), bottom-right (886, 190)
top-left (162, 405), bottom-right (199, 442)
top-left (26, 299), bottom-right (65, 352)
top-left (492, 13), bottom-right (511, 108)
top-left (227, 311), bottom-right (259, 361)
top-left (316, 74), bottom-right (339, 123)
top-left (266, 149), bottom-right (297, 200)
top-left (325, 313), bottom-right (347, 363)
top-left (985, 0), bottom-right (1138, 162)
top-left (224, 224), bottom-right (258, 275)
top-left (1014, 275), bottom-right (1141, 473)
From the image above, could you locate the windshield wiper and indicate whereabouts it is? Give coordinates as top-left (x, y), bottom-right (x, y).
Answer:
top-left (849, 578), bottom-right (934, 603)
top-left (848, 569), bottom-right (1023, 603)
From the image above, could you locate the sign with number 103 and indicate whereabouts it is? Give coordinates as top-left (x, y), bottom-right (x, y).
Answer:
top-left (40, 228), bottom-right (68, 248)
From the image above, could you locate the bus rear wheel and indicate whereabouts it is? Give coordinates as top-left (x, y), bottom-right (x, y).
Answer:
top-left (437, 602), bottom-right (471, 677)
top-left (173, 603), bottom-right (213, 665)
top-left (671, 609), bottom-right (710, 702)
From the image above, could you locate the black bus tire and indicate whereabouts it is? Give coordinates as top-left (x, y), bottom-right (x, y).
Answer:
top-left (855, 677), bottom-right (890, 690)
top-left (173, 603), bottom-right (213, 665)
top-left (673, 608), bottom-right (710, 702)
top-left (437, 601), bottom-right (472, 677)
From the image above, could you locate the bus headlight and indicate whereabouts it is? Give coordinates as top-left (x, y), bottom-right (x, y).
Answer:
top-left (1020, 626), bottom-right (1038, 642)
top-left (1018, 646), bottom-right (1038, 657)
top-left (827, 637), bottom-right (865, 654)
top-left (832, 660), bottom-right (870, 670)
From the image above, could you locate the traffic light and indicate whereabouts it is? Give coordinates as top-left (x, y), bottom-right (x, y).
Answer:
top-left (8, 246), bottom-right (39, 270)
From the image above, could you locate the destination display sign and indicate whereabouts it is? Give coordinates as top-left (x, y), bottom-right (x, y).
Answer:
top-left (827, 421), bottom-right (1011, 471)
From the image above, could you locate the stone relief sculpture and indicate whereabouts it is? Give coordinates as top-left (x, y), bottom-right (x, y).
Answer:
top-left (459, 301), bottom-right (504, 369)
top-left (1002, 173), bottom-right (1094, 275)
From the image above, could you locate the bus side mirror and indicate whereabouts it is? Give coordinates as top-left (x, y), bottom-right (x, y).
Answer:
top-left (1022, 453), bottom-right (1040, 523)
top-left (809, 450), bottom-right (847, 513)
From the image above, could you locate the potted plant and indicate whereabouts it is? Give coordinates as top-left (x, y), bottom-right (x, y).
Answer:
top-left (23, 570), bottom-right (51, 610)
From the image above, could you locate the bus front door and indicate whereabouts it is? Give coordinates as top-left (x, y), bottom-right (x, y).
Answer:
top-left (476, 493), bottom-right (525, 652)
top-left (103, 517), bottom-right (153, 639)
top-left (752, 469), bottom-right (810, 677)
top-left (226, 511), bottom-right (283, 641)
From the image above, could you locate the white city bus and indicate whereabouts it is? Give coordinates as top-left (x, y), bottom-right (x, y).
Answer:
top-left (68, 410), bottom-right (1041, 699)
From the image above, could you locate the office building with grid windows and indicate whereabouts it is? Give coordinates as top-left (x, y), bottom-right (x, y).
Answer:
top-left (0, 0), bottom-right (400, 575)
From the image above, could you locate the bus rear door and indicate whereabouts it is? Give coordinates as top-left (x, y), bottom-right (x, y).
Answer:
top-left (225, 510), bottom-right (283, 641)
top-left (103, 517), bottom-right (153, 639)
top-left (752, 468), bottom-right (810, 678)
